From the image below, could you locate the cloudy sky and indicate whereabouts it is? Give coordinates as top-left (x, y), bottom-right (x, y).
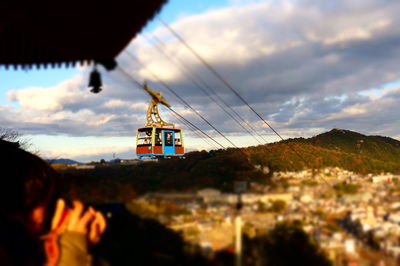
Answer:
top-left (1, 0), bottom-right (400, 161)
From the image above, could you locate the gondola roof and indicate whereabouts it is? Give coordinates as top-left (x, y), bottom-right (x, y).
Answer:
top-left (0, 0), bottom-right (167, 70)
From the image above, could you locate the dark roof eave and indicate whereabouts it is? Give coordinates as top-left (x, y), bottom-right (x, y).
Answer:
top-left (0, 0), bottom-right (168, 69)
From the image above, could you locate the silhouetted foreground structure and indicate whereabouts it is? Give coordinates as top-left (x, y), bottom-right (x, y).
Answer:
top-left (0, 0), bottom-right (167, 69)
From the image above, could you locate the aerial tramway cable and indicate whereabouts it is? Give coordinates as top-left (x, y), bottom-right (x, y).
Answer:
top-left (116, 66), bottom-right (226, 149)
top-left (170, 111), bottom-right (220, 149)
top-left (159, 18), bottom-right (285, 140)
top-left (167, 107), bottom-right (223, 149)
top-left (141, 33), bottom-right (265, 145)
top-left (124, 51), bottom-right (238, 148)
top-left (148, 32), bottom-right (268, 143)
top-left (158, 18), bottom-right (317, 172)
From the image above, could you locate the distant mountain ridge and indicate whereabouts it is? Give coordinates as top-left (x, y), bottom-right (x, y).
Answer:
top-left (47, 158), bottom-right (81, 165)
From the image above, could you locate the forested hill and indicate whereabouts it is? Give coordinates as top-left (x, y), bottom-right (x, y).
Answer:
top-left (59, 129), bottom-right (400, 198)
top-left (308, 129), bottom-right (400, 162)
top-left (244, 128), bottom-right (400, 174)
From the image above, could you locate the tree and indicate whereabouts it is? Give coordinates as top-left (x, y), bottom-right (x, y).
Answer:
top-left (242, 221), bottom-right (331, 266)
top-left (268, 200), bottom-right (286, 213)
top-left (0, 128), bottom-right (32, 151)
top-left (334, 182), bottom-right (359, 195)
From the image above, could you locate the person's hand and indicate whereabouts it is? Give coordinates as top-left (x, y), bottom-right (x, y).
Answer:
top-left (50, 198), bottom-right (70, 233)
top-left (88, 210), bottom-right (107, 244)
top-left (66, 201), bottom-right (95, 234)
top-left (50, 199), bottom-right (106, 243)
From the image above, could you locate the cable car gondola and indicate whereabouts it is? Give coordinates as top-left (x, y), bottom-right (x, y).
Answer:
top-left (136, 83), bottom-right (184, 159)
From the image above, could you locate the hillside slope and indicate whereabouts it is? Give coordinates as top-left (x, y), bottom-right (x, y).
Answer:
top-left (307, 129), bottom-right (400, 163)
top-left (244, 129), bottom-right (400, 174)
top-left (58, 129), bottom-right (400, 197)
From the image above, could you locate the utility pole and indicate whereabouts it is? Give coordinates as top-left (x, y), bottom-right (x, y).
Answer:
top-left (234, 181), bottom-right (247, 266)
top-left (235, 194), bottom-right (243, 266)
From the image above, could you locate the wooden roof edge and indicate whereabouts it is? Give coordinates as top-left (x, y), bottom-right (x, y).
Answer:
top-left (0, 58), bottom-right (118, 71)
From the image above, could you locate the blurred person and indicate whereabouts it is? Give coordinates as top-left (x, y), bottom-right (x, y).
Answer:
top-left (0, 139), bottom-right (106, 265)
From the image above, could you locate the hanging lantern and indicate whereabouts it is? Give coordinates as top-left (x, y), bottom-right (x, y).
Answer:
top-left (88, 67), bottom-right (102, 93)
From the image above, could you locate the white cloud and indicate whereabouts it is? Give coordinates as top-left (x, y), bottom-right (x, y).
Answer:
top-left (7, 74), bottom-right (87, 111)
top-left (308, 19), bottom-right (392, 45)
top-left (103, 99), bottom-right (131, 108)
top-left (325, 105), bottom-right (368, 120)
top-left (103, 99), bottom-right (148, 111)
